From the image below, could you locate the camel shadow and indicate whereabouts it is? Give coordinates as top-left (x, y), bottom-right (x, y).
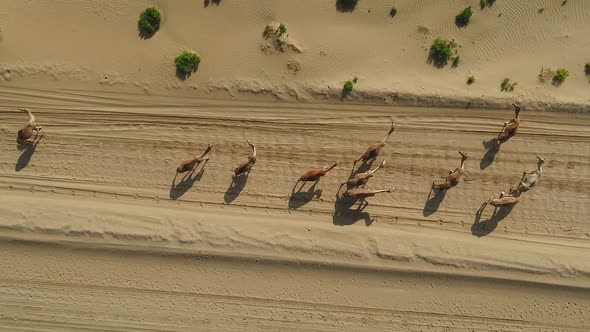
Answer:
top-left (288, 182), bottom-right (322, 210)
top-left (332, 195), bottom-right (373, 226)
top-left (15, 136), bottom-right (44, 172)
top-left (204, 0), bottom-right (221, 7)
top-left (471, 202), bottom-right (515, 237)
top-left (336, 0), bottom-right (358, 13)
top-left (423, 186), bottom-right (447, 217)
top-left (480, 139), bottom-right (500, 170)
top-left (169, 163), bottom-right (207, 200)
top-left (224, 172), bottom-right (250, 204)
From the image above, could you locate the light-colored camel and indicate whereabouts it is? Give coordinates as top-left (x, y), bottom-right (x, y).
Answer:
top-left (341, 187), bottom-right (395, 199)
top-left (17, 108), bottom-right (44, 146)
top-left (342, 160), bottom-right (385, 189)
top-left (234, 140), bottom-right (257, 176)
top-left (517, 156), bottom-right (544, 193)
top-left (176, 144), bottom-right (213, 175)
top-left (495, 103), bottom-right (521, 144)
top-left (354, 122), bottom-right (395, 165)
top-left (486, 188), bottom-right (522, 207)
top-left (432, 151), bottom-right (468, 191)
top-left (295, 159), bottom-right (340, 188)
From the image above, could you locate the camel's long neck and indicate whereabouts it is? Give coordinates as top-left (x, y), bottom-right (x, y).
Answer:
top-left (250, 146), bottom-right (257, 159)
top-left (373, 189), bottom-right (391, 194)
top-left (459, 157), bottom-right (466, 171)
top-left (369, 163), bottom-right (384, 175)
top-left (198, 146), bottom-right (213, 159)
top-left (325, 162), bottom-right (338, 172)
top-left (537, 162), bottom-right (543, 173)
top-left (381, 127), bottom-right (395, 143)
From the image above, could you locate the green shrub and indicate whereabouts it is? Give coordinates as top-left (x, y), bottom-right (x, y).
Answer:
top-left (343, 80), bottom-right (354, 91)
top-left (453, 55), bottom-right (461, 67)
top-left (456, 6), bottom-right (473, 26)
top-left (467, 76), bottom-right (475, 84)
top-left (390, 7), bottom-right (398, 17)
top-left (278, 24), bottom-right (287, 36)
top-left (175, 51), bottom-right (201, 76)
top-left (584, 62), bottom-right (590, 75)
top-left (138, 7), bottom-right (161, 36)
top-left (263, 24), bottom-right (273, 38)
top-left (553, 68), bottom-right (569, 84)
top-left (501, 78), bottom-right (517, 92)
top-left (429, 37), bottom-right (458, 67)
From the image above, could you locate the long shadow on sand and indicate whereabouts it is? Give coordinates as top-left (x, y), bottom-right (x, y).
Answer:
top-left (423, 186), bottom-right (447, 217)
top-left (471, 202), bottom-right (515, 237)
top-left (288, 182), bottom-right (322, 210)
top-left (480, 139), bottom-right (500, 170)
top-left (224, 172), bottom-right (250, 204)
top-left (332, 195), bottom-right (373, 226)
top-left (169, 162), bottom-right (207, 200)
top-left (15, 136), bottom-right (44, 172)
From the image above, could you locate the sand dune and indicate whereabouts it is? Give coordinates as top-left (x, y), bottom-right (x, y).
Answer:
top-left (1, 0), bottom-right (590, 330)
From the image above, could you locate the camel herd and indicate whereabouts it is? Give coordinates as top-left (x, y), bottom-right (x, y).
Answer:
top-left (15, 104), bottom-right (543, 217)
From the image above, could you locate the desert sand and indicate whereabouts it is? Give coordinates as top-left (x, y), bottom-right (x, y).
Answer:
top-left (1, 0), bottom-right (590, 331)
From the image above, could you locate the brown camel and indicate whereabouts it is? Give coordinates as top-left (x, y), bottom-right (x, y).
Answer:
top-left (517, 156), bottom-right (544, 193)
top-left (341, 160), bottom-right (385, 190)
top-left (176, 144), bottom-right (213, 175)
top-left (295, 159), bottom-right (339, 189)
top-left (486, 188), bottom-right (522, 207)
top-left (16, 108), bottom-right (44, 146)
top-left (432, 151), bottom-right (468, 191)
top-left (354, 122), bottom-right (395, 166)
top-left (495, 103), bottom-right (521, 144)
top-left (234, 140), bottom-right (257, 176)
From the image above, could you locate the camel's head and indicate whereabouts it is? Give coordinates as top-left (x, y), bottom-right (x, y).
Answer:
top-left (536, 156), bottom-right (545, 164)
top-left (459, 151), bottom-right (468, 159)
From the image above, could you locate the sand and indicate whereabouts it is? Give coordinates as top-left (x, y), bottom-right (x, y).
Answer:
top-left (1, 0), bottom-right (590, 331)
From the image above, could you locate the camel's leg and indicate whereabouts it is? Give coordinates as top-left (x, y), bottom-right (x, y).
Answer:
top-left (496, 123), bottom-right (507, 140)
top-left (247, 140), bottom-right (256, 159)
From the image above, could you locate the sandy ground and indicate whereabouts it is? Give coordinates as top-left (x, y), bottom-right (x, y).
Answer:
top-left (1, 0), bottom-right (590, 330)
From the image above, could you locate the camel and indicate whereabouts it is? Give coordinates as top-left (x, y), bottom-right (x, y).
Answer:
top-left (517, 156), bottom-right (544, 193)
top-left (234, 140), bottom-right (257, 177)
top-left (176, 144), bottom-right (213, 175)
top-left (354, 122), bottom-right (395, 166)
top-left (486, 188), bottom-right (522, 207)
top-left (495, 103), bottom-right (521, 144)
top-left (341, 187), bottom-right (395, 199)
top-left (432, 151), bottom-right (468, 191)
top-left (16, 108), bottom-right (44, 146)
top-left (295, 159), bottom-right (340, 189)
top-left (341, 160), bottom-right (385, 189)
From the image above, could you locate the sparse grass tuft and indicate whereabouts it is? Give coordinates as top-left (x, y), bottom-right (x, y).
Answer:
top-left (138, 7), bottom-right (161, 37)
top-left (467, 76), bottom-right (475, 85)
top-left (456, 6), bottom-right (473, 26)
top-left (429, 37), bottom-right (458, 67)
top-left (278, 23), bottom-right (287, 37)
top-left (501, 78), bottom-right (517, 92)
top-left (552, 68), bottom-right (569, 85)
top-left (175, 51), bottom-right (201, 76)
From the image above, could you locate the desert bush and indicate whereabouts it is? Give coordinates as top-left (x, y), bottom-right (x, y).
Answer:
top-left (538, 67), bottom-right (555, 82)
top-left (453, 55), bottom-right (461, 67)
top-left (429, 37), bottom-right (458, 67)
top-left (456, 6), bottom-right (473, 26)
top-left (343, 80), bottom-right (354, 91)
top-left (501, 78), bottom-right (517, 92)
top-left (336, 0), bottom-right (358, 12)
top-left (390, 7), bottom-right (398, 17)
top-left (467, 76), bottom-right (475, 85)
top-left (553, 68), bottom-right (569, 84)
top-left (138, 7), bottom-right (161, 36)
top-left (278, 24), bottom-right (287, 36)
top-left (263, 24), bottom-right (273, 38)
top-left (480, 0), bottom-right (495, 9)
top-left (584, 62), bottom-right (590, 75)
top-left (175, 51), bottom-right (201, 76)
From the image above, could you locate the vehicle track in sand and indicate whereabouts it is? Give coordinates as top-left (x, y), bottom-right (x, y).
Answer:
top-left (1, 86), bottom-right (589, 241)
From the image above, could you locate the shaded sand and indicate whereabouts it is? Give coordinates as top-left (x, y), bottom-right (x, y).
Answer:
top-left (1, 88), bottom-right (590, 329)
top-left (1, 0), bottom-right (590, 330)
